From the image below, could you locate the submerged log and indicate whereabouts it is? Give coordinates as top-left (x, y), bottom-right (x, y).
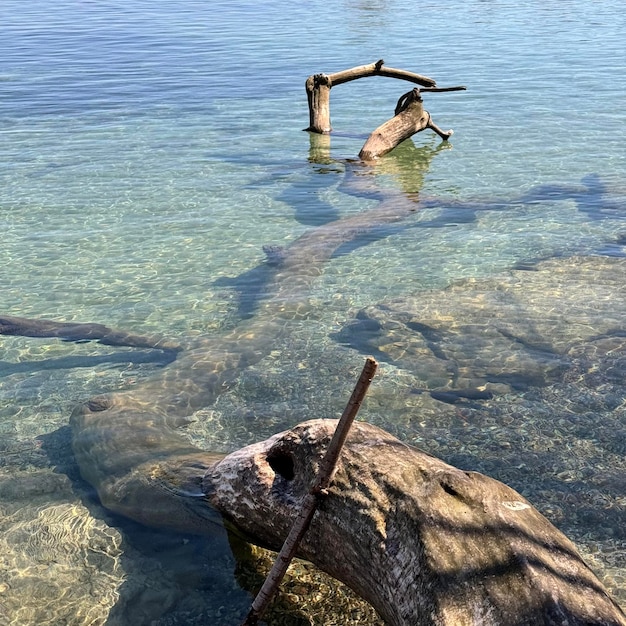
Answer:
top-left (0, 193), bottom-right (422, 536)
top-left (205, 419), bottom-right (626, 626)
top-left (0, 315), bottom-right (182, 352)
top-left (359, 88), bottom-right (453, 161)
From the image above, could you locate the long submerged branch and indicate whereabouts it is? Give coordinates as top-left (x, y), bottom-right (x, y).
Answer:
top-left (1, 190), bottom-right (421, 535)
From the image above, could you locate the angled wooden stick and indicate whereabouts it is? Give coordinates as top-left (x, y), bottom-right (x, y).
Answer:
top-left (0, 314), bottom-right (182, 352)
top-left (241, 357), bottom-right (378, 626)
top-left (325, 59), bottom-right (436, 88)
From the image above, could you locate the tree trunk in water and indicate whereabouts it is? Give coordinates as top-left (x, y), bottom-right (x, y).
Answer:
top-left (360, 88), bottom-right (453, 161)
top-left (205, 420), bottom-right (626, 626)
top-left (305, 73), bottom-right (332, 133)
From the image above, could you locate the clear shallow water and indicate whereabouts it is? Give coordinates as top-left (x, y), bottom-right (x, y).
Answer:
top-left (0, 1), bottom-right (625, 624)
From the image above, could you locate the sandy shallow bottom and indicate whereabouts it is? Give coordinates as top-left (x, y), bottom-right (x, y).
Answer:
top-left (1, 255), bottom-right (624, 625)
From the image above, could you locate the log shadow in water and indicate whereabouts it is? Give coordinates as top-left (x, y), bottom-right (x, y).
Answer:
top-left (1, 135), bottom-right (625, 623)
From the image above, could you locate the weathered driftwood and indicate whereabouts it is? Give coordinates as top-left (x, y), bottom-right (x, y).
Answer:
top-left (305, 59), bottom-right (437, 134)
top-left (360, 88), bottom-right (453, 161)
top-left (205, 419), bottom-right (626, 626)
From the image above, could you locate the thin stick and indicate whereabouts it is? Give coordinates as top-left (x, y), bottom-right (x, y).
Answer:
top-left (420, 85), bottom-right (467, 92)
top-left (241, 357), bottom-right (378, 626)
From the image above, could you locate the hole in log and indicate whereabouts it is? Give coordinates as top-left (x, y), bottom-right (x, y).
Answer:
top-left (85, 395), bottom-right (113, 412)
top-left (267, 451), bottom-right (295, 481)
top-left (441, 481), bottom-right (460, 498)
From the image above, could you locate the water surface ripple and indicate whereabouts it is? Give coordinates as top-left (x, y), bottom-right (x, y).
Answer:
top-left (0, 0), bottom-right (624, 623)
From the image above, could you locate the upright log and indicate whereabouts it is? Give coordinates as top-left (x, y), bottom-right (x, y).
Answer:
top-left (305, 73), bottom-right (333, 134)
top-left (326, 59), bottom-right (436, 88)
top-left (305, 59), bottom-right (437, 134)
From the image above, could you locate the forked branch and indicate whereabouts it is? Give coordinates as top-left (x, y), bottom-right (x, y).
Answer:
top-left (305, 58), bottom-right (464, 139)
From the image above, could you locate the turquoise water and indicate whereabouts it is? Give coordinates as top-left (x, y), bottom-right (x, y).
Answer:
top-left (0, 1), bottom-right (625, 624)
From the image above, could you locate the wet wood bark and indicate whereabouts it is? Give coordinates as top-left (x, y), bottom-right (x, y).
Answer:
top-left (206, 420), bottom-right (626, 626)
top-left (359, 88), bottom-right (453, 161)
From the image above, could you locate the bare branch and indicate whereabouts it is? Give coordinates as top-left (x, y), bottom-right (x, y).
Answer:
top-left (241, 358), bottom-right (378, 625)
top-left (326, 59), bottom-right (436, 88)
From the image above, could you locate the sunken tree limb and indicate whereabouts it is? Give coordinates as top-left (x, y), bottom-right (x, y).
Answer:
top-left (305, 59), bottom-right (437, 134)
top-left (0, 314), bottom-right (182, 352)
top-left (359, 88), bottom-right (453, 161)
top-left (0, 195), bottom-right (421, 536)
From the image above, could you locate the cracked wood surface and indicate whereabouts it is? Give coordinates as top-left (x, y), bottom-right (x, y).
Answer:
top-left (206, 419), bottom-right (626, 626)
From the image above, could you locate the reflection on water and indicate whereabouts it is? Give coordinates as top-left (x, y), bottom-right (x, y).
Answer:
top-left (0, 0), bottom-right (625, 623)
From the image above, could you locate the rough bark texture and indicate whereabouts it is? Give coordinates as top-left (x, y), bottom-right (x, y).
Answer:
top-left (359, 89), bottom-right (453, 161)
top-left (205, 420), bottom-right (626, 626)
top-left (305, 73), bottom-right (332, 133)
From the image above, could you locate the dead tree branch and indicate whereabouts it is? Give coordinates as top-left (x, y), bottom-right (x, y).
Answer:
top-left (241, 357), bottom-right (378, 625)
top-left (359, 88), bottom-right (453, 161)
top-left (305, 59), bottom-right (439, 134)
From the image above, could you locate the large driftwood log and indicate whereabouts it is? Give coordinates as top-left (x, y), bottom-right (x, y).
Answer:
top-left (305, 59), bottom-right (437, 134)
top-left (360, 88), bottom-right (453, 161)
top-left (205, 419), bottom-right (626, 626)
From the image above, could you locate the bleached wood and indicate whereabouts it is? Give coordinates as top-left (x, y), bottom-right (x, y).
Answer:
top-left (207, 420), bottom-right (626, 626)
